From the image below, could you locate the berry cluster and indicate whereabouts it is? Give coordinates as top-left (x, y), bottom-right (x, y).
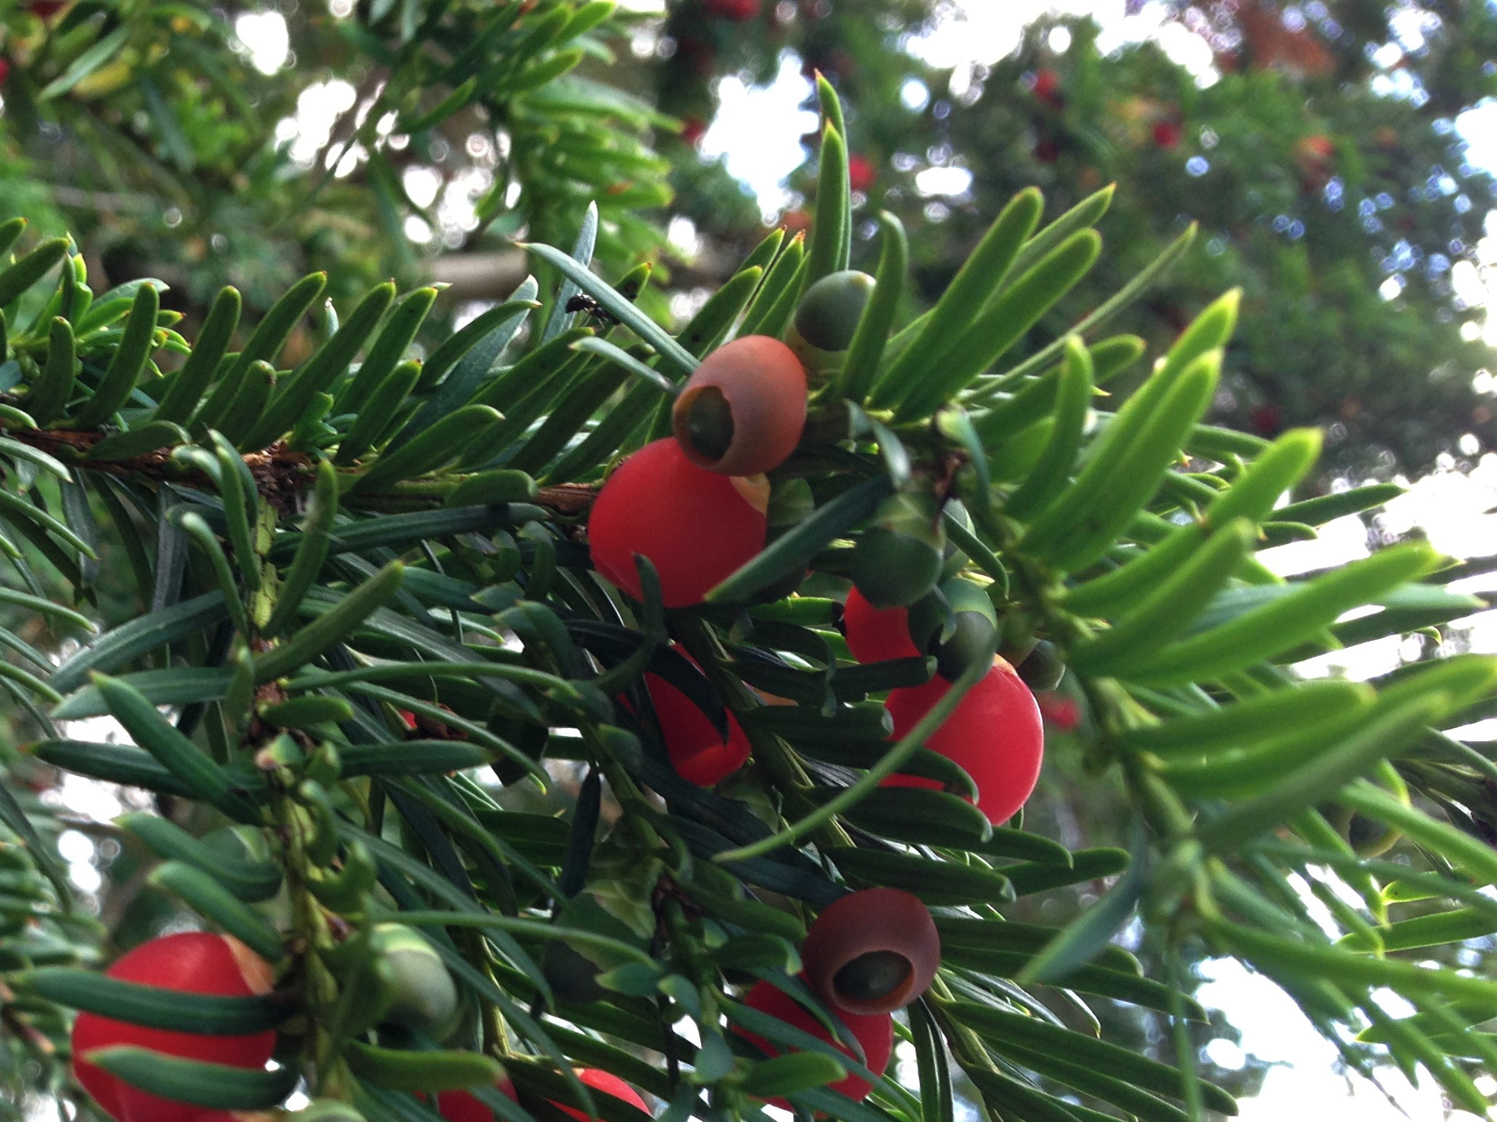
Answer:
top-left (734, 887), bottom-right (939, 1106)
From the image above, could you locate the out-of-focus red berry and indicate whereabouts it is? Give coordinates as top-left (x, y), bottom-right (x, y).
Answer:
top-left (1034, 137), bottom-right (1061, 164)
top-left (1249, 404), bottom-right (1282, 436)
top-left (29, 0), bottom-right (66, 17)
top-left (71, 934), bottom-right (277, 1122)
top-left (1294, 134), bottom-right (1335, 191)
top-left (588, 438), bottom-right (768, 608)
top-left (841, 587), bottom-right (920, 664)
top-left (1031, 68), bottom-right (1063, 108)
top-left (847, 153), bottom-right (876, 193)
top-left (680, 116), bottom-right (708, 147)
top-left (706, 0), bottom-right (759, 19)
top-left (0, 59), bottom-right (10, 87)
top-left (881, 659), bottom-right (1044, 825)
top-left (734, 979), bottom-right (893, 1107)
top-left (1152, 120), bottom-right (1182, 150)
top-left (1037, 693), bottom-right (1080, 732)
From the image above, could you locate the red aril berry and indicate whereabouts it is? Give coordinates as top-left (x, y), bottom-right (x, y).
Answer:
top-left (1152, 120), bottom-right (1182, 150)
top-left (644, 668), bottom-right (751, 786)
top-left (1249, 403), bottom-right (1282, 436)
top-left (71, 933), bottom-right (278, 1122)
top-left (442, 1070), bottom-right (646, 1121)
top-left (680, 116), bottom-right (708, 147)
top-left (705, 0), bottom-right (759, 20)
top-left (1037, 693), bottom-right (1080, 732)
top-left (1031, 68), bottom-right (1063, 108)
top-left (841, 587), bottom-right (920, 664)
top-left (551, 1069), bottom-right (650, 1121)
top-left (881, 659), bottom-right (1043, 825)
top-left (847, 153), bottom-right (876, 193)
top-left (802, 889), bottom-right (940, 1016)
top-left (0, 59), bottom-right (9, 86)
top-left (672, 335), bottom-right (807, 476)
top-left (29, 0), bottom-right (66, 17)
top-left (733, 979), bottom-right (892, 1107)
top-left (434, 1077), bottom-right (518, 1122)
top-left (588, 438), bottom-right (768, 608)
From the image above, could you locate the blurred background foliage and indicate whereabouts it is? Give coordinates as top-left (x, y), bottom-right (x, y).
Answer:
top-left (5, 0), bottom-right (1494, 481)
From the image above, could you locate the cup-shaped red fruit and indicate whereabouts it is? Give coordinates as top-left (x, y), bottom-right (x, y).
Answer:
top-left (733, 979), bottom-right (892, 1107)
top-left (439, 1070), bottom-right (647, 1122)
top-left (882, 658), bottom-right (1043, 825)
top-left (588, 437), bottom-right (768, 608)
top-left (71, 932), bottom-right (278, 1122)
top-left (671, 335), bottom-right (807, 477)
top-left (802, 888), bottom-right (940, 1016)
top-left (644, 668), bottom-right (751, 786)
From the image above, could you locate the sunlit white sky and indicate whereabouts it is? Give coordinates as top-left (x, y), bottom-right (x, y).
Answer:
top-left (45, 4), bottom-right (1497, 1121)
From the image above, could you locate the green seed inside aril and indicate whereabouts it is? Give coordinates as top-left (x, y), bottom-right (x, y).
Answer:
top-left (683, 386), bottom-right (735, 462)
top-left (834, 950), bottom-right (913, 1003)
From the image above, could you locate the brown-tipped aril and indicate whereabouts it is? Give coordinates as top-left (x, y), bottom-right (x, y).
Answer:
top-left (71, 933), bottom-right (277, 1122)
top-left (882, 658), bottom-right (1044, 825)
top-left (672, 335), bottom-right (807, 476)
top-left (733, 979), bottom-right (892, 1107)
top-left (588, 437), bottom-right (768, 608)
top-left (802, 888), bottom-right (940, 1016)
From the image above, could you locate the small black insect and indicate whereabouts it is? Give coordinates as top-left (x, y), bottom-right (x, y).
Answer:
top-left (564, 293), bottom-right (619, 327)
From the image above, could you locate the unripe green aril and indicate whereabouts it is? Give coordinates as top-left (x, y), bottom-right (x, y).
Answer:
top-left (850, 493), bottom-right (944, 609)
top-left (933, 611), bottom-right (999, 680)
top-left (852, 528), bottom-right (943, 609)
top-left (369, 923), bottom-right (460, 1034)
top-left (929, 579), bottom-right (1000, 680)
top-left (793, 270), bottom-right (875, 352)
top-left (201, 823), bottom-right (279, 868)
top-left (767, 477), bottom-right (815, 527)
top-left (1016, 640), bottom-right (1066, 692)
